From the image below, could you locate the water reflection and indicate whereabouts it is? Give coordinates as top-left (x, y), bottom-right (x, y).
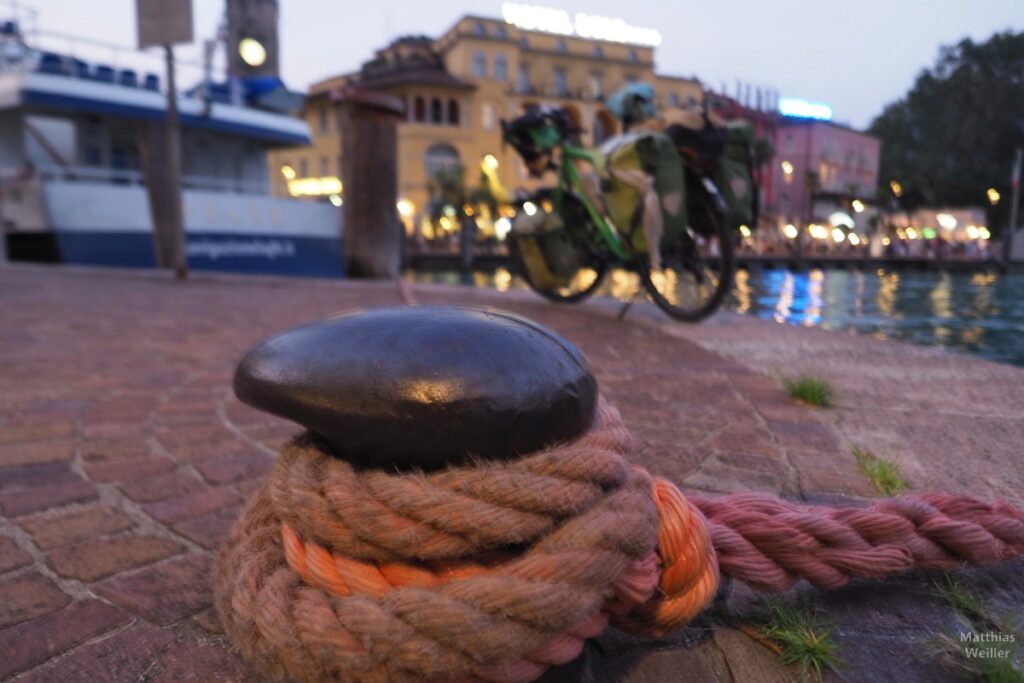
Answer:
top-left (404, 267), bottom-right (1024, 366)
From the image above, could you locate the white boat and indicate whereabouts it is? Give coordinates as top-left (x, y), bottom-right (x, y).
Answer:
top-left (0, 19), bottom-right (343, 277)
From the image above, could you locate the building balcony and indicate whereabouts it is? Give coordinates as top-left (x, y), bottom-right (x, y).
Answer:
top-left (507, 84), bottom-right (605, 102)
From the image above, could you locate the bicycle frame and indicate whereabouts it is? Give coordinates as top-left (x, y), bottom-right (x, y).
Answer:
top-left (551, 144), bottom-right (633, 262)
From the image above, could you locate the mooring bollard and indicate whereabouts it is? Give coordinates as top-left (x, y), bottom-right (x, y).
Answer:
top-left (232, 306), bottom-right (598, 471)
top-left (215, 305), bottom-right (1024, 683)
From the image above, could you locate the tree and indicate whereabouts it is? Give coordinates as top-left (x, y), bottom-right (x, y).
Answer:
top-left (869, 31), bottom-right (1024, 233)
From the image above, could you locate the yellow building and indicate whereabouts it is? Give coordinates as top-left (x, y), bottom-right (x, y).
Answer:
top-left (268, 12), bottom-right (703, 244)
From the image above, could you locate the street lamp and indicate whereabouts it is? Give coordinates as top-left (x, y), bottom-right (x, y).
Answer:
top-left (889, 180), bottom-right (902, 198)
top-left (987, 188), bottom-right (1001, 206)
top-left (238, 37), bottom-right (267, 68)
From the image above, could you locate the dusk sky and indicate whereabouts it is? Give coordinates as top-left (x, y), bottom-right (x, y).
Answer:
top-left (24, 0), bottom-right (1024, 129)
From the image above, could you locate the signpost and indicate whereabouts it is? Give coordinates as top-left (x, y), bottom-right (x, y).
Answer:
top-left (136, 0), bottom-right (193, 280)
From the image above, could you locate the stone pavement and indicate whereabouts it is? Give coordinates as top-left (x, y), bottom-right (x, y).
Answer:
top-left (0, 265), bottom-right (1021, 682)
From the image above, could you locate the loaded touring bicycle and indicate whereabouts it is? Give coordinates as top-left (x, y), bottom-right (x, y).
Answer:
top-left (501, 85), bottom-right (759, 322)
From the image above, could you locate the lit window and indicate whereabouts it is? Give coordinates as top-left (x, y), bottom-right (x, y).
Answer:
top-left (473, 51), bottom-right (487, 78)
top-left (494, 54), bottom-right (508, 81)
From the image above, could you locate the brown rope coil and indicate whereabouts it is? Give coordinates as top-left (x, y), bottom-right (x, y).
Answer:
top-left (214, 398), bottom-right (1024, 683)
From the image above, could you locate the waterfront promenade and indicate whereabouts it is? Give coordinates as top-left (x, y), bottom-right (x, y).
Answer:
top-left (1, 265), bottom-right (1021, 682)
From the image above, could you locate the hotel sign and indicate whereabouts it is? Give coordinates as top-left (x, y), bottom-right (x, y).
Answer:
top-left (501, 3), bottom-right (662, 47)
top-left (779, 97), bottom-right (833, 121)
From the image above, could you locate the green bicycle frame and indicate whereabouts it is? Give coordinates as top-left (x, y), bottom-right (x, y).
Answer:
top-left (552, 144), bottom-right (633, 262)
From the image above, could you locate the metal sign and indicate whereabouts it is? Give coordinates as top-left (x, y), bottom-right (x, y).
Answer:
top-left (136, 0), bottom-right (194, 49)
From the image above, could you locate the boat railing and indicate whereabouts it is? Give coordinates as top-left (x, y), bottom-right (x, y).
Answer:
top-left (33, 164), bottom-right (270, 195)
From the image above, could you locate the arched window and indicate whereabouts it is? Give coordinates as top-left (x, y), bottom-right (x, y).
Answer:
top-left (447, 99), bottom-right (460, 126)
top-left (414, 96), bottom-right (426, 122)
top-left (430, 98), bottom-right (443, 124)
top-left (473, 51), bottom-right (487, 78)
top-left (425, 143), bottom-right (461, 175)
top-left (494, 54), bottom-right (508, 81)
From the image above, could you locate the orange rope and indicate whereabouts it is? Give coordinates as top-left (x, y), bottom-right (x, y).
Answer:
top-left (281, 475), bottom-right (721, 640)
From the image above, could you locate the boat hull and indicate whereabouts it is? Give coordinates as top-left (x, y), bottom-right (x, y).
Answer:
top-left (51, 230), bottom-right (345, 277)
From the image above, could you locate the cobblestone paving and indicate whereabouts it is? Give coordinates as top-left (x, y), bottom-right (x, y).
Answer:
top-left (0, 266), bottom-right (1021, 682)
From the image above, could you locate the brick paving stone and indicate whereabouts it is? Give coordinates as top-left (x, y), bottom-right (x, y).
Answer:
top-left (0, 535), bottom-right (31, 573)
top-left (84, 456), bottom-right (178, 483)
top-left (147, 634), bottom-right (255, 683)
top-left (173, 505), bottom-right (242, 550)
top-left (194, 452), bottom-right (273, 486)
top-left (0, 420), bottom-right (74, 445)
top-left (0, 439), bottom-right (75, 467)
top-left (143, 487), bottom-right (243, 525)
top-left (47, 534), bottom-right (184, 582)
top-left (118, 470), bottom-right (207, 503)
top-left (0, 599), bottom-right (131, 679)
top-left (0, 572), bottom-right (69, 627)
top-left (0, 461), bottom-right (79, 491)
top-left (19, 505), bottom-right (135, 550)
top-left (80, 437), bottom-right (152, 462)
top-left (17, 622), bottom-right (174, 683)
top-left (0, 478), bottom-right (98, 517)
top-left (96, 554), bottom-right (212, 625)
top-left (164, 437), bottom-right (262, 463)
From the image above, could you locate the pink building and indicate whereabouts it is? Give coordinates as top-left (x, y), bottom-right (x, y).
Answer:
top-left (769, 119), bottom-right (881, 226)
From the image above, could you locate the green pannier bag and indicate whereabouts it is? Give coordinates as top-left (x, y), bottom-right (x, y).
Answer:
top-left (510, 210), bottom-right (584, 289)
top-left (717, 121), bottom-right (758, 229)
top-left (600, 132), bottom-right (686, 254)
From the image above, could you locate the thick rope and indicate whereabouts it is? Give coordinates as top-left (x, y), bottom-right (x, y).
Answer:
top-left (214, 397), bottom-right (1024, 683)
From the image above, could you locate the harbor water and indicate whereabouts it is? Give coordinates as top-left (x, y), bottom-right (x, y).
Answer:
top-left (407, 267), bottom-right (1024, 367)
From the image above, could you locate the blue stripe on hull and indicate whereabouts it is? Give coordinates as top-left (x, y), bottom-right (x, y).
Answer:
top-left (54, 231), bottom-right (345, 278)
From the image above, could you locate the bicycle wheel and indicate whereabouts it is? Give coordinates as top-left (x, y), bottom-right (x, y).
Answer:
top-left (508, 236), bottom-right (607, 303)
top-left (640, 176), bottom-right (735, 322)
top-left (507, 192), bottom-right (608, 304)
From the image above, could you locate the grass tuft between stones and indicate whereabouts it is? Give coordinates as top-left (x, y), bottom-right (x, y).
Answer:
top-left (759, 596), bottom-right (841, 682)
top-left (783, 375), bottom-right (834, 407)
top-left (853, 447), bottom-right (909, 496)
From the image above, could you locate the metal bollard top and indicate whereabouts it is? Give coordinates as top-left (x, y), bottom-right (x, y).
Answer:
top-left (233, 306), bottom-right (598, 471)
